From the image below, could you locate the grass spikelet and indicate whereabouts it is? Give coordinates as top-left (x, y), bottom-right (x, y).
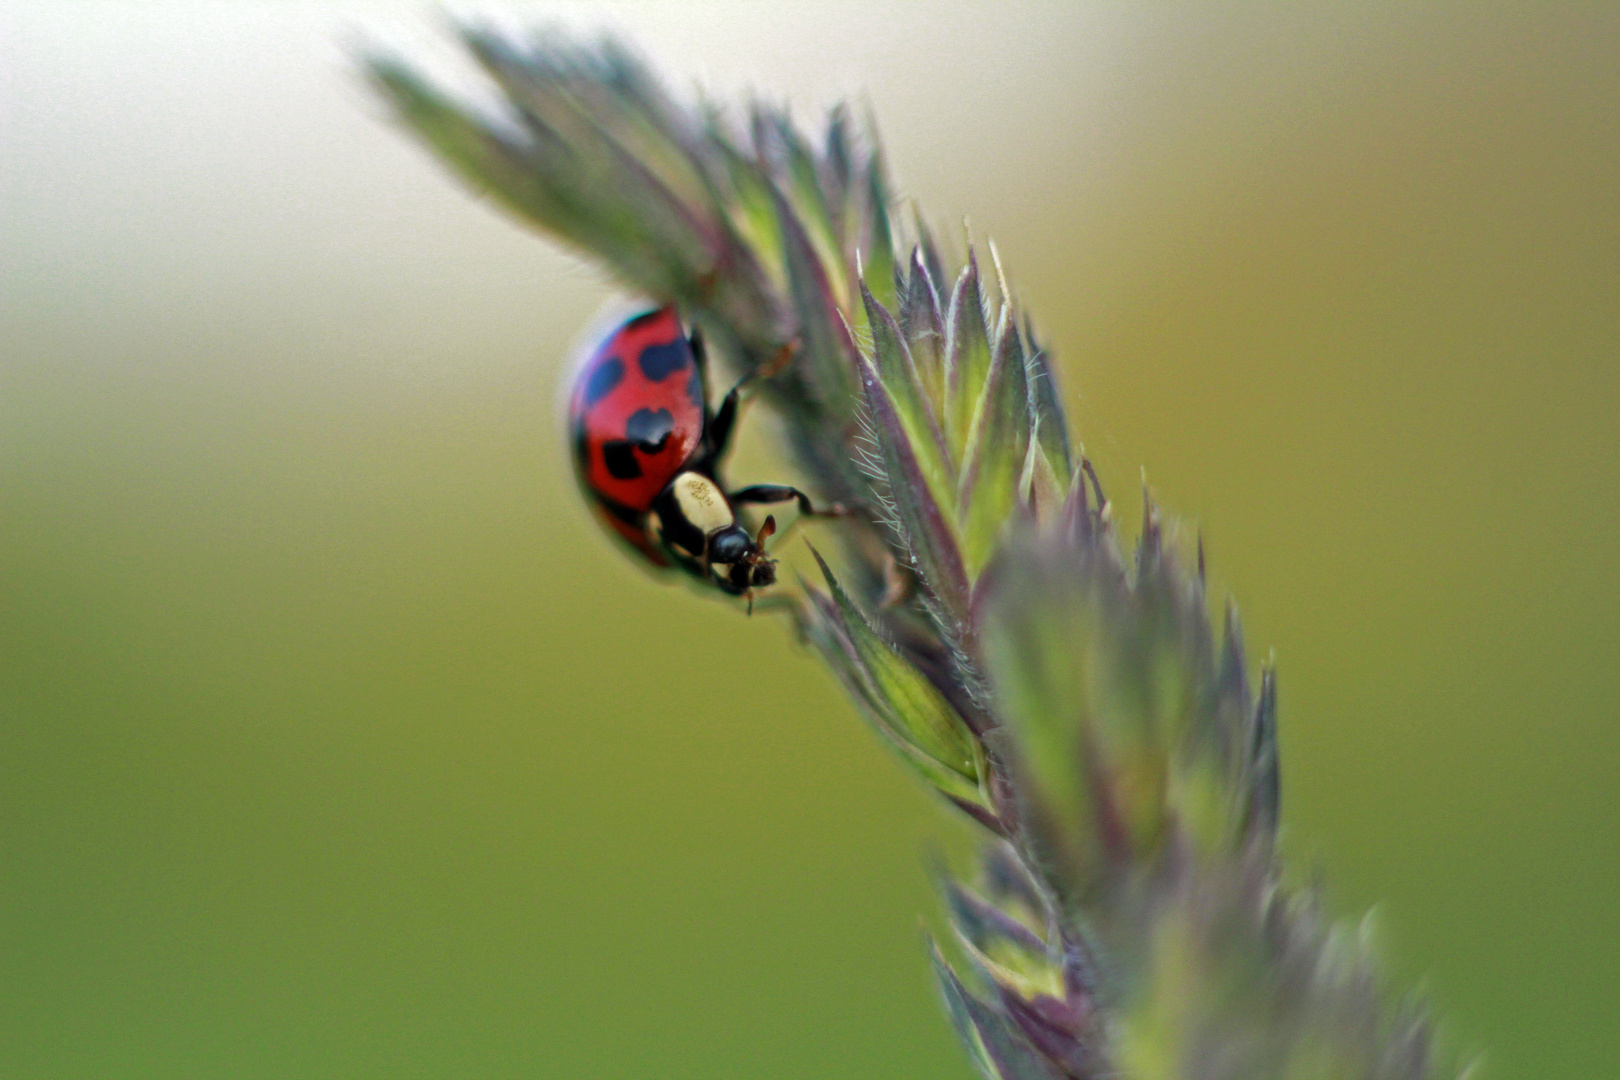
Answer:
top-left (365, 26), bottom-right (1461, 1080)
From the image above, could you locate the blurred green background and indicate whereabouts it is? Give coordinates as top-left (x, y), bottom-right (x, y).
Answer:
top-left (3, 4), bottom-right (1616, 1077)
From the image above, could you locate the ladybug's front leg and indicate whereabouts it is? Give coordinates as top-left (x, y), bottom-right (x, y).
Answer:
top-left (729, 484), bottom-right (848, 519)
top-left (707, 378), bottom-right (744, 461)
top-left (697, 333), bottom-right (799, 463)
top-left (691, 328), bottom-right (750, 461)
top-left (706, 366), bottom-right (782, 460)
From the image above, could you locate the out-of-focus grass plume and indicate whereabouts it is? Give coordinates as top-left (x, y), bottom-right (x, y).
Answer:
top-left (369, 26), bottom-right (1458, 1080)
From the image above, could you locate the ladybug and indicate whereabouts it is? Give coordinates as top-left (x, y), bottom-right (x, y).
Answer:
top-left (568, 305), bottom-right (830, 605)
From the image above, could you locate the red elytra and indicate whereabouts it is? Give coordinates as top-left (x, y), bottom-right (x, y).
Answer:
top-left (569, 306), bottom-right (707, 562)
top-left (570, 307), bottom-right (705, 509)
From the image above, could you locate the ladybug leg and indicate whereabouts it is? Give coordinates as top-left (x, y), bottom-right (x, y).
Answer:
top-left (697, 332), bottom-right (801, 463)
top-left (729, 485), bottom-right (849, 519)
top-left (689, 325), bottom-right (733, 434)
top-left (692, 333), bottom-right (754, 462)
top-left (706, 377), bottom-right (744, 460)
top-left (708, 361), bottom-right (787, 459)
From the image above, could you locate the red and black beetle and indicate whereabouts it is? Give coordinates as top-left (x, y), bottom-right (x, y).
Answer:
top-left (568, 305), bottom-right (828, 604)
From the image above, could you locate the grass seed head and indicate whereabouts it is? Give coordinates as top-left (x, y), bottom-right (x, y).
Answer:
top-left (368, 27), bottom-right (1458, 1080)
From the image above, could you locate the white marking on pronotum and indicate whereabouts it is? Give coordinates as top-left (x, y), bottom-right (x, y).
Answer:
top-left (672, 472), bottom-right (734, 536)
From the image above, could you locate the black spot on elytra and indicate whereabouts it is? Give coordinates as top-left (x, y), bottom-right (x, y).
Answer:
top-left (602, 441), bottom-right (641, 480)
top-left (687, 367), bottom-right (705, 409)
top-left (625, 407), bottom-right (673, 451)
top-left (601, 409), bottom-right (673, 482)
top-left (638, 340), bottom-right (689, 382)
top-left (583, 357), bottom-right (624, 405)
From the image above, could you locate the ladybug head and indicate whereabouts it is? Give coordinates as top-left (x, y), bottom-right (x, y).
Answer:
top-left (708, 517), bottom-right (779, 593)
